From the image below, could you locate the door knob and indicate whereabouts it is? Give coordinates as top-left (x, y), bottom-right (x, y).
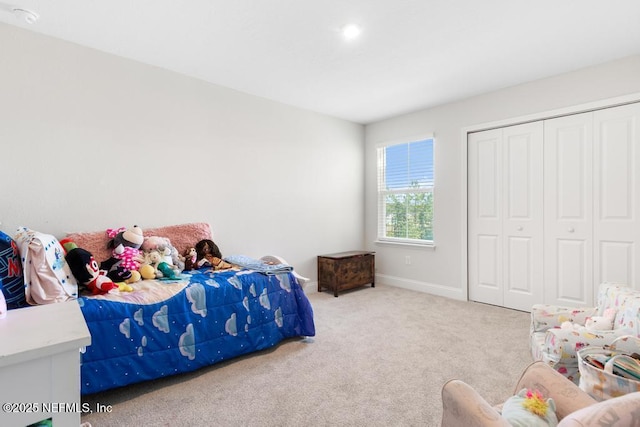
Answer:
top-left (568, 227), bottom-right (575, 233)
top-left (516, 226), bottom-right (523, 231)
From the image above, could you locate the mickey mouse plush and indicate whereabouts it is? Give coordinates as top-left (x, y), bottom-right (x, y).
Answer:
top-left (100, 225), bottom-right (144, 282)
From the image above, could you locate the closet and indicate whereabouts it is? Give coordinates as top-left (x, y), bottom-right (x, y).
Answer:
top-left (468, 102), bottom-right (640, 311)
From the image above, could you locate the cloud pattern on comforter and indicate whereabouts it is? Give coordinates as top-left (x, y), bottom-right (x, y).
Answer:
top-left (78, 268), bottom-right (315, 395)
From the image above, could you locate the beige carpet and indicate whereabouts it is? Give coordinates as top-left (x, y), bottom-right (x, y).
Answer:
top-left (81, 284), bottom-right (533, 426)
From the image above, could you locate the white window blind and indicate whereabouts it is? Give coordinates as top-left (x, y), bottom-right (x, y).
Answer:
top-left (377, 137), bottom-right (434, 244)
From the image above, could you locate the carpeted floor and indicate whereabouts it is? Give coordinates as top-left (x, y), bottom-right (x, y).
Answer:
top-left (81, 284), bottom-right (533, 426)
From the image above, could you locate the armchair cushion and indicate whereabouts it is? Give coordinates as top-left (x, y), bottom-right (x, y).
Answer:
top-left (557, 392), bottom-right (640, 427)
top-left (441, 362), bottom-right (640, 427)
top-left (441, 379), bottom-right (511, 427)
top-left (441, 362), bottom-right (596, 427)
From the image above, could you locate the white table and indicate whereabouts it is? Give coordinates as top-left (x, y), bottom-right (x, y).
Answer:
top-left (0, 301), bottom-right (91, 427)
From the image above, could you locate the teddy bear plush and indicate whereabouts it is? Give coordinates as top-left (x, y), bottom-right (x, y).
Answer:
top-left (183, 247), bottom-right (197, 271)
top-left (141, 249), bottom-right (179, 280)
top-left (141, 236), bottom-right (184, 273)
top-left (100, 225), bottom-right (144, 283)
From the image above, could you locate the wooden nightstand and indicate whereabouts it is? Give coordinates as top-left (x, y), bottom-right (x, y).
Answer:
top-left (317, 251), bottom-right (375, 297)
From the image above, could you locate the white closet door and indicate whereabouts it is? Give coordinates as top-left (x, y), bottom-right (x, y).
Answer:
top-left (468, 129), bottom-right (503, 306)
top-left (593, 102), bottom-right (640, 292)
top-left (502, 123), bottom-right (544, 311)
top-left (468, 122), bottom-right (543, 310)
top-left (544, 113), bottom-right (593, 307)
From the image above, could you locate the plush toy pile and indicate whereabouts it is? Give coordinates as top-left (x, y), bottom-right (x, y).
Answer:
top-left (60, 239), bottom-right (133, 295)
top-left (60, 225), bottom-right (230, 295)
top-left (560, 308), bottom-right (617, 333)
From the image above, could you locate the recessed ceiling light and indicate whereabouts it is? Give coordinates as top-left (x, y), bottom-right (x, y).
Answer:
top-left (342, 24), bottom-right (361, 41)
top-left (0, 2), bottom-right (39, 24)
top-left (12, 8), bottom-right (39, 24)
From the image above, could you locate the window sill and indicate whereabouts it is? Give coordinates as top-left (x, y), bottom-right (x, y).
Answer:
top-left (374, 240), bottom-right (436, 250)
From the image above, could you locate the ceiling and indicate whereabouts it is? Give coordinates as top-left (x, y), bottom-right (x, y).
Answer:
top-left (1, 1), bottom-right (640, 124)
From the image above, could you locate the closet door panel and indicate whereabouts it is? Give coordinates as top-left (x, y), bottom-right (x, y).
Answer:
top-left (544, 113), bottom-right (593, 306)
top-left (468, 129), bottom-right (503, 306)
top-left (599, 241), bottom-right (634, 285)
top-left (594, 103), bottom-right (640, 290)
top-left (476, 235), bottom-right (500, 291)
top-left (556, 239), bottom-right (589, 303)
top-left (502, 123), bottom-right (543, 311)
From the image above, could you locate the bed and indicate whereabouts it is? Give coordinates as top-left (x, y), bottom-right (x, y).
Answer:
top-left (66, 223), bottom-right (315, 395)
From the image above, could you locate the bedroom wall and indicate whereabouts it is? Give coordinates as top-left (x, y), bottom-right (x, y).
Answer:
top-left (0, 23), bottom-right (364, 284)
top-left (365, 55), bottom-right (640, 300)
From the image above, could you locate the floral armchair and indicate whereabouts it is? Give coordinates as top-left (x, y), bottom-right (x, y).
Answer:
top-left (530, 283), bottom-right (640, 383)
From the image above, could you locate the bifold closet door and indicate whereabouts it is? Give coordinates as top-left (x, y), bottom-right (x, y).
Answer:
top-left (593, 102), bottom-right (640, 291)
top-left (468, 122), bottom-right (543, 311)
top-left (468, 128), bottom-right (503, 307)
top-left (544, 112), bottom-right (593, 307)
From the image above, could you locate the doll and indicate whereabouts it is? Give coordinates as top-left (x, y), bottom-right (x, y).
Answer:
top-left (195, 239), bottom-right (232, 270)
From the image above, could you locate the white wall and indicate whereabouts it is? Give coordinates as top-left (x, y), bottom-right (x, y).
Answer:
top-left (365, 55), bottom-right (640, 300)
top-left (0, 23), bottom-right (364, 282)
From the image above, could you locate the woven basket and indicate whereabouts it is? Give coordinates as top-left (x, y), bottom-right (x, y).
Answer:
top-left (577, 335), bottom-right (640, 401)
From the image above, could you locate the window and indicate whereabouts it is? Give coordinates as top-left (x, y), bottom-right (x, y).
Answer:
top-left (376, 136), bottom-right (434, 245)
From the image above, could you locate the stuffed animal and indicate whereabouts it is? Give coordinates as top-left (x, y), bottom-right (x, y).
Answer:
top-left (585, 308), bottom-right (616, 331)
top-left (502, 388), bottom-right (558, 427)
top-left (183, 247), bottom-right (197, 271)
top-left (195, 239), bottom-right (232, 270)
top-left (560, 321), bottom-right (581, 331)
top-left (60, 238), bottom-right (120, 295)
top-left (141, 236), bottom-right (184, 273)
top-left (142, 250), bottom-right (179, 280)
top-left (100, 225), bottom-right (144, 283)
top-left (139, 264), bottom-right (156, 280)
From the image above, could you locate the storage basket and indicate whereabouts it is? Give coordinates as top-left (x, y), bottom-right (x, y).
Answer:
top-left (577, 335), bottom-right (640, 401)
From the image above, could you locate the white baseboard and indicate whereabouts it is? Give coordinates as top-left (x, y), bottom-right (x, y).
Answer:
top-left (302, 277), bottom-right (465, 301)
top-left (375, 274), bottom-right (466, 301)
top-left (302, 281), bottom-right (319, 295)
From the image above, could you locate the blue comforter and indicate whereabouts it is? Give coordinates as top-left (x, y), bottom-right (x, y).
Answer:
top-left (78, 268), bottom-right (315, 395)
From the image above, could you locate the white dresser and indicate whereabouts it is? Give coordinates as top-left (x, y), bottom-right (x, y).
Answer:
top-left (0, 301), bottom-right (91, 427)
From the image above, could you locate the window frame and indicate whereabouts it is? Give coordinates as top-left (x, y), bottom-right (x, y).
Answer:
top-left (376, 134), bottom-right (435, 247)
